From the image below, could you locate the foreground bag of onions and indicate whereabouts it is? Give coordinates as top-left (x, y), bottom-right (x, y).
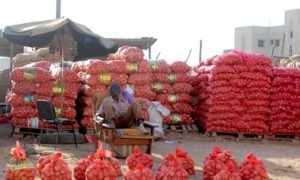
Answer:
top-left (203, 145), bottom-right (226, 180)
top-left (85, 160), bottom-right (117, 180)
top-left (239, 153), bottom-right (268, 180)
top-left (126, 147), bottom-right (153, 170)
top-left (73, 153), bottom-right (95, 180)
top-left (124, 163), bottom-right (154, 180)
top-left (156, 154), bottom-right (188, 180)
top-left (213, 162), bottom-right (241, 180)
top-left (175, 147), bottom-right (195, 175)
top-left (94, 143), bottom-right (123, 176)
top-left (40, 151), bottom-right (72, 180)
top-left (5, 141), bottom-right (36, 180)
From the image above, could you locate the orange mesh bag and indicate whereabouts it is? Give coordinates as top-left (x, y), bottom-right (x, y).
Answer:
top-left (85, 160), bottom-right (117, 180)
top-left (213, 162), bottom-right (241, 180)
top-left (124, 163), bottom-right (154, 180)
top-left (239, 153), bottom-right (268, 180)
top-left (175, 147), bottom-right (195, 175)
top-left (203, 145), bottom-right (226, 180)
top-left (5, 141), bottom-right (36, 180)
top-left (126, 147), bottom-right (153, 170)
top-left (74, 153), bottom-right (95, 180)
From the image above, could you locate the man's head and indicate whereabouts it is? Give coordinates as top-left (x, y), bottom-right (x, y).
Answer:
top-left (109, 82), bottom-right (121, 97)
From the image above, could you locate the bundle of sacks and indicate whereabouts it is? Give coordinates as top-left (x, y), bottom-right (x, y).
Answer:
top-left (151, 60), bottom-right (194, 125)
top-left (192, 51), bottom-right (272, 134)
top-left (203, 145), bottom-right (268, 180)
top-left (270, 67), bottom-right (300, 135)
top-left (8, 61), bottom-right (80, 129)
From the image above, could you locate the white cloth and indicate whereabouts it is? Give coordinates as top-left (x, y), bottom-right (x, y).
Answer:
top-left (147, 101), bottom-right (170, 138)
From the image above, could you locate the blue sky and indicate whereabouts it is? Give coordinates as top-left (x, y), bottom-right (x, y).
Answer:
top-left (1, 0), bottom-right (300, 65)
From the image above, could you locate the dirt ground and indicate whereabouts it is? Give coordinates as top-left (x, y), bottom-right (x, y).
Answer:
top-left (0, 123), bottom-right (300, 180)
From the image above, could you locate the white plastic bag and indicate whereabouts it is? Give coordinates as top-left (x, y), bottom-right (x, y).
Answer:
top-left (147, 101), bottom-right (170, 138)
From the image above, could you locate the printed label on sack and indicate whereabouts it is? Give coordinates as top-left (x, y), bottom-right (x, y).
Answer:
top-left (24, 67), bottom-right (35, 82)
top-left (99, 73), bottom-right (111, 85)
top-left (27, 117), bottom-right (39, 128)
top-left (24, 95), bottom-right (34, 105)
top-left (53, 83), bottom-right (64, 95)
top-left (152, 82), bottom-right (162, 92)
top-left (148, 60), bottom-right (158, 71)
top-left (54, 107), bottom-right (62, 117)
top-left (171, 113), bottom-right (181, 125)
top-left (126, 63), bottom-right (138, 73)
top-left (167, 73), bottom-right (176, 84)
top-left (168, 94), bottom-right (177, 104)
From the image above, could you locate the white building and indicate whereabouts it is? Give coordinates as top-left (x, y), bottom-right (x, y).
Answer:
top-left (235, 9), bottom-right (300, 58)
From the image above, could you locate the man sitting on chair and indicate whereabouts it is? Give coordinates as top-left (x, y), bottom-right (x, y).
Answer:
top-left (95, 82), bottom-right (148, 133)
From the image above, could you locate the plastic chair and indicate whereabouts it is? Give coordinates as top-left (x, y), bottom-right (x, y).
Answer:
top-left (37, 100), bottom-right (77, 148)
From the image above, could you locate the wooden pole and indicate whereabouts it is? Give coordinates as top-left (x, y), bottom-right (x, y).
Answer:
top-left (199, 40), bottom-right (202, 63)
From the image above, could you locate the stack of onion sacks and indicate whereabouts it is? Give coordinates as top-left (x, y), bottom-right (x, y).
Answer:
top-left (5, 141), bottom-right (36, 180)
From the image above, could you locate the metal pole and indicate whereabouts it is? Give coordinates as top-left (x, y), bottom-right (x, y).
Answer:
top-left (185, 49), bottom-right (192, 63)
top-left (155, 52), bottom-right (161, 60)
top-left (199, 40), bottom-right (202, 63)
top-left (148, 46), bottom-right (151, 59)
top-left (56, 0), bottom-right (61, 19)
top-left (281, 33), bottom-right (285, 58)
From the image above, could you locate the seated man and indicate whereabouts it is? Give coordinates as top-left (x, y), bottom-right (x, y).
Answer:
top-left (95, 82), bottom-right (148, 133)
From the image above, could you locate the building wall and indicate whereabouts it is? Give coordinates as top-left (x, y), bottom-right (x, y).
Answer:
top-left (234, 9), bottom-right (300, 58)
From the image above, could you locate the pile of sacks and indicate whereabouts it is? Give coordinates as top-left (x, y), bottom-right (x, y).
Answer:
top-left (8, 61), bottom-right (80, 129)
top-left (192, 51), bottom-right (272, 134)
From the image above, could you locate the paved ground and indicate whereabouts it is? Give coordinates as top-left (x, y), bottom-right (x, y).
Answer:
top-left (0, 123), bottom-right (300, 179)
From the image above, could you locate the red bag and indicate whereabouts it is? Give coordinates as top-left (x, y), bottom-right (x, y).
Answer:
top-left (128, 73), bottom-right (153, 85)
top-left (124, 163), bottom-right (154, 180)
top-left (85, 160), bottom-right (117, 180)
top-left (171, 61), bottom-right (191, 73)
top-left (132, 85), bottom-right (156, 100)
top-left (152, 82), bottom-right (173, 94)
top-left (172, 83), bottom-right (193, 93)
top-left (153, 73), bottom-right (190, 84)
top-left (203, 145), bottom-right (226, 180)
top-left (107, 60), bottom-right (127, 73)
top-left (109, 46), bottom-right (144, 62)
top-left (25, 61), bottom-right (50, 71)
top-left (11, 81), bottom-right (36, 94)
top-left (10, 106), bottom-right (37, 118)
top-left (81, 84), bottom-right (109, 96)
top-left (85, 73), bottom-right (128, 86)
top-left (11, 67), bottom-right (52, 82)
top-left (148, 59), bottom-right (171, 73)
top-left (156, 94), bottom-right (192, 104)
top-left (172, 103), bottom-right (194, 114)
top-left (163, 113), bottom-right (193, 125)
top-left (213, 162), bottom-right (241, 180)
top-left (126, 147), bottom-right (153, 170)
top-left (239, 153), bottom-right (268, 180)
top-left (37, 155), bottom-right (52, 175)
top-left (51, 66), bottom-right (81, 83)
top-left (175, 147), bottom-right (195, 175)
top-left (81, 117), bottom-right (94, 128)
top-left (5, 141), bottom-right (36, 180)
top-left (74, 153), bottom-right (95, 180)
top-left (35, 82), bottom-right (80, 99)
top-left (94, 143), bottom-right (123, 176)
top-left (41, 152), bottom-right (72, 180)
top-left (82, 107), bottom-right (93, 116)
top-left (52, 96), bottom-right (75, 107)
top-left (54, 106), bottom-right (76, 119)
top-left (126, 60), bottom-right (151, 74)
top-left (156, 154), bottom-right (188, 180)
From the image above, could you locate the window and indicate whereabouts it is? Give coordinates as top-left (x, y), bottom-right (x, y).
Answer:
top-left (290, 31), bottom-right (293, 38)
top-left (275, 40), bottom-right (280, 47)
top-left (258, 40), bottom-right (264, 47)
top-left (270, 40), bottom-right (274, 45)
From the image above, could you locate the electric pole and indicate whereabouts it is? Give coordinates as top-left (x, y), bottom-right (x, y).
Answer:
top-left (56, 0), bottom-right (61, 19)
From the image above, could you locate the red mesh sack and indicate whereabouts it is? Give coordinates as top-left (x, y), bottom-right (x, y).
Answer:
top-left (153, 73), bottom-right (190, 84)
top-left (80, 96), bottom-right (93, 106)
top-left (111, 46), bottom-right (144, 62)
top-left (52, 96), bottom-right (75, 107)
top-left (11, 81), bottom-right (36, 94)
top-left (171, 61), bottom-right (191, 73)
top-left (37, 155), bottom-right (52, 175)
top-left (85, 159), bottom-right (117, 180)
top-left (74, 153), bottom-right (95, 180)
top-left (10, 67), bottom-right (52, 82)
top-left (203, 145), bottom-right (226, 180)
top-left (126, 147), bottom-right (153, 170)
top-left (81, 84), bottom-right (108, 96)
top-left (152, 82), bottom-right (173, 94)
top-left (10, 106), bottom-right (37, 118)
top-left (54, 106), bottom-right (76, 119)
top-left (213, 162), bottom-right (241, 180)
top-left (80, 117), bottom-right (94, 128)
top-left (51, 66), bottom-right (81, 83)
top-left (175, 147), bottom-right (195, 175)
top-left (94, 143), bottom-right (123, 176)
top-left (25, 61), bottom-right (50, 71)
top-left (156, 94), bottom-right (192, 104)
top-left (133, 97), bottom-right (150, 110)
top-left (126, 60), bottom-right (151, 74)
top-left (85, 73), bottom-right (128, 86)
top-left (128, 73), bottom-right (153, 85)
top-left (132, 85), bottom-right (156, 100)
top-left (35, 82), bottom-right (79, 99)
top-left (217, 149), bottom-right (239, 169)
top-left (172, 103), bottom-right (194, 114)
top-left (82, 107), bottom-right (93, 117)
top-left (172, 83), bottom-right (193, 93)
top-left (41, 152), bottom-right (72, 180)
top-left (5, 141), bottom-right (36, 180)
top-left (156, 154), bottom-right (188, 180)
top-left (239, 153), bottom-right (268, 180)
top-left (85, 60), bottom-right (110, 74)
top-left (163, 113), bottom-right (193, 125)
top-left (8, 94), bottom-right (36, 107)
top-left (148, 59), bottom-right (171, 73)
top-left (124, 163), bottom-right (154, 180)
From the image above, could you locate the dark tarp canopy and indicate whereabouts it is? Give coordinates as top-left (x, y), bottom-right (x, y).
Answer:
top-left (3, 18), bottom-right (118, 60)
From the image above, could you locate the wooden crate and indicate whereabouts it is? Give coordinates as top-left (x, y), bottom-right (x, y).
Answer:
top-left (163, 124), bottom-right (198, 134)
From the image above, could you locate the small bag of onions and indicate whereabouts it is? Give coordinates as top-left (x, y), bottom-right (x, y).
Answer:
top-left (126, 146), bottom-right (153, 170)
top-left (124, 163), bottom-right (154, 180)
top-left (175, 147), bottom-right (195, 175)
top-left (239, 153), bottom-right (268, 180)
top-left (85, 159), bottom-right (117, 180)
top-left (213, 162), bottom-right (241, 180)
top-left (73, 153), bottom-right (95, 180)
